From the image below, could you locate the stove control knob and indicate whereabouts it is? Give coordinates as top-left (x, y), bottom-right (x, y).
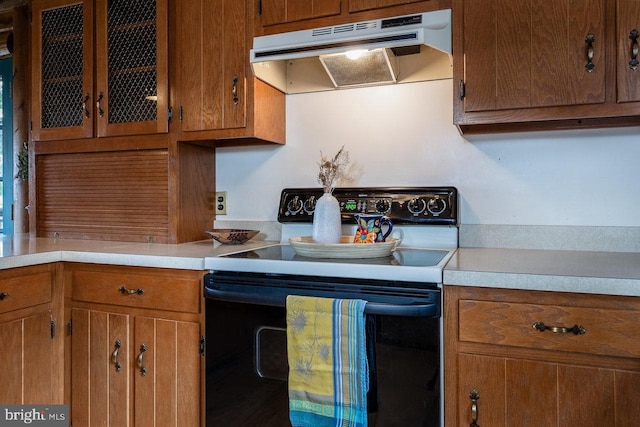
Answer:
top-left (287, 196), bottom-right (303, 215)
top-left (375, 199), bottom-right (391, 213)
top-left (407, 198), bottom-right (427, 215)
top-left (303, 196), bottom-right (316, 213)
top-left (427, 196), bottom-right (447, 216)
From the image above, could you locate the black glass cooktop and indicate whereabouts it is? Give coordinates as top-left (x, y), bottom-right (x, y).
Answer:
top-left (224, 244), bottom-right (449, 267)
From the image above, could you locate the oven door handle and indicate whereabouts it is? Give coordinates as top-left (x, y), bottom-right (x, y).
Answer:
top-left (204, 287), bottom-right (439, 317)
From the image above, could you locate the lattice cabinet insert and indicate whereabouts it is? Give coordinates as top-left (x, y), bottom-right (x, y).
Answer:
top-left (31, 0), bottom-right (169, 141)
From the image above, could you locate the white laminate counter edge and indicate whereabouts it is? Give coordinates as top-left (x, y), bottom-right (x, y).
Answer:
top-left (0, 235), bottom-right (278, 271)
top-left (443, 270), bottom-right (640, 297)
top-left (444, 247), bottom-right (640, 297)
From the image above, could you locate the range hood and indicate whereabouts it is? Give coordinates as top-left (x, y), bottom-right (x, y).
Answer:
top-left (250, 9), bottom-right (452, 94)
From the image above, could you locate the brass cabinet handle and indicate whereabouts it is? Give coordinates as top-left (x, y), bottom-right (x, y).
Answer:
top-left (82, 93), bottom-right (90, 118)
top-left (119, 286), bottom-right (144, 295)
top-left (469, 389), bottom-right (480, 427)
top-left (232, 76), bottom-right (239, 105)
top-left (96, 92), bottom-right (104, 118)
top-left (0, 292), bottom-right (8, 300)
top-left (630, 29), bottom-right (639, 71)
top-left (533, 322), bottom-right (586, 335)
top-left (137, 344), bottom-right (147, 377)
top-left (585, 34), bottom-right (596, 73)
top-left (112, 339), bottom-right (122, 372)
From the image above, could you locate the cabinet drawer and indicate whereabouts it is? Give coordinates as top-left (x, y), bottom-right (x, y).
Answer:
top-left (458, 299), bottom-right (640, 359)
top-left (0, 272), bottom-right (52, 314)
top-left (72, 270), bottom-right (201, 313)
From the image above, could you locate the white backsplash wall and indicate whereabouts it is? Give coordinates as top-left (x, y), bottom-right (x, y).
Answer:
top-left (215, 79), bottom-right (640, 227)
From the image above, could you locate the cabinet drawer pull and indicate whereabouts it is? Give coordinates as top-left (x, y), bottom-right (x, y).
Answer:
top-left (585, 34), bottom-right (596, 73)
top-left (469, 389), bottom-right (480, 427)
top-left (112, 339), bottom-right (122, 372)
top-left (119, 286), bottom-right (144, 295)
top-left (137, 343), bottom-right (147, 377)
top-left (630, 29), bottom-right (639, 71)
top-left (533, 322), bottom-right (586, 335)
top-left (0, 292), bottom-right (7, 300)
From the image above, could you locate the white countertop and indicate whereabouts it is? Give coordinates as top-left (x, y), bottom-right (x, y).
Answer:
top-left (444, 247), bottom-right (640, 297)
top-left (3, 233), bottom-right (640, 297)
top-left (0, 234), bottom-right (275, 271)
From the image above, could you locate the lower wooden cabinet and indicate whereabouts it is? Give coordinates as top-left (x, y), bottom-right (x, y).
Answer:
top-left (70, 309), bottom-right (202, 426)
top-left (444, 285), bottom-right (640, 427)
top-left (0, 265), bottom-right (60, 404)
top-left (66, 263), bottom-right (205, 427)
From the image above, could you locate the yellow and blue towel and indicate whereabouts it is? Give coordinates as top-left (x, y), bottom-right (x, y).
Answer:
top-left (286, 295), bottom-right (368, 427)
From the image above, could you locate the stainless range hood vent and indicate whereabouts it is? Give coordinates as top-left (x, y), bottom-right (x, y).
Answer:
top-left (250, 9), bottom-right (452, 94)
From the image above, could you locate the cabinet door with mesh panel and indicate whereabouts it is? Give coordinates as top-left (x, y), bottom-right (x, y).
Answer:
top-left (31, 0), bottom-right (94, 141)
top-left (95, 0), bottom-right (169, 137)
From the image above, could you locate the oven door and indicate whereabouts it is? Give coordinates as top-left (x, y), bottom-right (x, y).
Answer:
top-left (204, 272), bottom-right (441, 426)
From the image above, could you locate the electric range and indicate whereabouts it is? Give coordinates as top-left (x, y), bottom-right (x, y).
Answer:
top-left (202, 186), bottom-right (458, 427)
top-left (204, 186), bottom-right (459, 284)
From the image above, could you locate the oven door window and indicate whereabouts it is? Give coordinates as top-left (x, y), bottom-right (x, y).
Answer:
top-left (206, 299), bottom-right (440, 426)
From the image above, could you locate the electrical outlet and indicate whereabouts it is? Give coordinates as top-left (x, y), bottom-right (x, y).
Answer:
top-left (215, 192), bottom-right (227, 215)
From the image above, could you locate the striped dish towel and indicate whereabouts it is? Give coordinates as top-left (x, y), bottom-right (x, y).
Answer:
top-left (286, 295), bottom-right (368, 427)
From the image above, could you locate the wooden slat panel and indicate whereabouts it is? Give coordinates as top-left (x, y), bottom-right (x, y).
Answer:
top-left (505, 359), bottom-right (558, 426)
top-left (23, 312), bottom-right (54, 404)
top-left (134, 317), bottom-right (156, 427)
top-left (615, 370), bottom-right (640, 426)
top-left (558, 365), bottom-right (614, 425)
top-left (0, 319), bottom-right (24, 403)
top-left (36, 149), bottom-right (170, 242)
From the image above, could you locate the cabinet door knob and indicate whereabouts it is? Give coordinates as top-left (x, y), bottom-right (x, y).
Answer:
top-left (0, 292), bottom-right (8, 300)
top-left (629, 29), bottom-right (639, 71)
top-left (533, 321), bottom-right (586, 335)
top-left (585, 34), bottom-right (596, 73)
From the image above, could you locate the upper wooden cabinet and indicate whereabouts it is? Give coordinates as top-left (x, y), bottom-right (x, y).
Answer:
top-left (258, 0), bottom-right (439, 27)
top-left (30, 0), bottom-right (169, 142)
top-left (259, 0), bottom-right (341, 26)
top-left (349, 0), bottom-right (436, 13)
top-left (256, 0), bottom-right (451, 33)
top-left (453, 0), bottom-right (640, 134)
top-left (175, 0), bottom-right (285, 145)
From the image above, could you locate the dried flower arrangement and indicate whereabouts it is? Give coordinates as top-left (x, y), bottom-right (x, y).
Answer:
top-left (317, 145), bottom-right (349, 193)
